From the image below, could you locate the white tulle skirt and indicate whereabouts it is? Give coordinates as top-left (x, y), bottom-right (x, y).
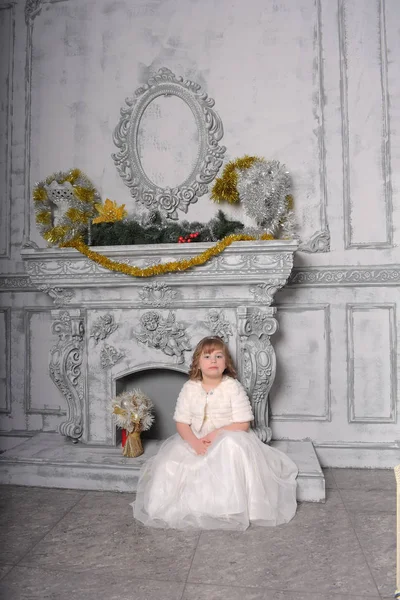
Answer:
top-left (132, 429), bottom-right (298, 531)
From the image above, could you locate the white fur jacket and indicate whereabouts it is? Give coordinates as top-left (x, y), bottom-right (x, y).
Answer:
top-left (173, 376), bottom-right (254, 434)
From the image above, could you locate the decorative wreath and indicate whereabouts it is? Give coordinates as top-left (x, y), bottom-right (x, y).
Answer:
top-left (33, 168), bottom-right (99, 246)
top-left (211, 155), bottom-right (295, 237)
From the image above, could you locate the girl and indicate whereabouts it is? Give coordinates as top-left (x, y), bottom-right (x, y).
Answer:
top-left (133, 336), bottom-right (298, 530)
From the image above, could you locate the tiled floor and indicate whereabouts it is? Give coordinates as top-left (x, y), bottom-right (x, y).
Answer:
top-left (0, 468), bottom-right (396, 600)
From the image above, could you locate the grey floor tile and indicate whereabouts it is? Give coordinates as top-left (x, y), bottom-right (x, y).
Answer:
top-left (295, 488), bottom-right (344, 518)
top-left (0, 565), bottom-right (13, 581)
top-left (183, 586), bottom-right (269, 600)
top-left (339, 488), bottom-right (396, 513)
top-left (0, 486), bottom-right (86, 565)
top-left (350, 512), bottom-right (396, 597)
top-left (188, 506), bottom-right (379, 595)
top-left (296, 488), bottom-right (352, 520)
top-left (0, 436), bottom-right (31, 452)
top-left (331, 468), bottom-right (395, 491)
top-left (323, 468), bottom-right (337, 489)
top-left (182, 584), bottom-right (381, 600)
top-left (315, 488), bottom-right (345, 508)
top-left (19, 491), bottom-right (200, 582)
top-left (0, 565), bottom-right (185, 600)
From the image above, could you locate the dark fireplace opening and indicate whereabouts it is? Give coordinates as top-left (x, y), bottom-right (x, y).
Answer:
top-left (115, 368), bottom-right (188, 440)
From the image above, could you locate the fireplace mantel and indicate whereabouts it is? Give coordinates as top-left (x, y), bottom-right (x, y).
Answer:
top-left (21, 240), bottom-right (298, 447)
top-left (21, 239), bottom-right (298, 289)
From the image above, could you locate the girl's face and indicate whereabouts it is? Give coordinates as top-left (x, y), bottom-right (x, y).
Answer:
top-left (199, 348), bottom-right (226, 379)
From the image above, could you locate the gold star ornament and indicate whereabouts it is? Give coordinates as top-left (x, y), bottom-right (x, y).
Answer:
top-left (92, 198), bottom-right (127, 223)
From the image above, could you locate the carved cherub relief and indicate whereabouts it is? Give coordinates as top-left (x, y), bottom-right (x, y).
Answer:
top-left (134, 310), bottom-right (192, 363)
top-left (204, 309), bottom-right (233, 343)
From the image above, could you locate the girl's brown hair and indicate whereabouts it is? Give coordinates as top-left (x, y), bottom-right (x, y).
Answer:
top-left (188, 336), bottom-right (237, 380)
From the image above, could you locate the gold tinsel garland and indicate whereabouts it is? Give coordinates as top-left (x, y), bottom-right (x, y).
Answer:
top-left (210, 155), bottom-right (260, 204)
top-left (33, 168), bottom-right (99, 245)
top-left (64, 232), bottom-right (274, 278)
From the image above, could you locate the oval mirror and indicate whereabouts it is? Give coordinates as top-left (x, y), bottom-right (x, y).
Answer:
top-left (112, 67), bottom-right (226, 220)
top-left (137, 94), bottom-right (200, 189)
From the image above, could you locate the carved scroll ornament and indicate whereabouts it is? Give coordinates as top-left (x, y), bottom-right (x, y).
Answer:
top-left (100, 344), bottom-right (125, 369)
top-left (37, 284), bottom-right (75, 307)
top-left (299, 229), bottom-right (330, 253)
top-left (49, 309), bottom-right (85, 440)
top-left (237, 306), bottom-right (278, 443)
top-left (138, 282), bottom-right (177, 307)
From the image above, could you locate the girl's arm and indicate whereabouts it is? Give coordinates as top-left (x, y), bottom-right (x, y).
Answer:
top-left (221, 421), bottom-right (250, 432)
top-left (176, 422), bottom-right (198, 445)
top-left (201, 421), bottom-right (250, 444)
top-left (176, 422), bottom-right (210, 455)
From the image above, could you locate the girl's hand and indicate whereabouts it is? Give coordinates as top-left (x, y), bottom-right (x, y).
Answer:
top-left (201, 430), bottom-right (220, 445)
top-left (191, 438), bottom-right (210, 455)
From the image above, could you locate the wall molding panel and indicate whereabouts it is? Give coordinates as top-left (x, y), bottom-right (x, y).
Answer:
top-left (270, 304), bottom-right (331, 422)
top-left (346, 303), bottom-right (397, 424)
top-left (0, 3), bottom-right (15, 258)
top-left (23, 0), bottom-right (45, 245)
top-left (0, 308), bottom-right (11, 414)
top-left (294, 0), bottom-right (330, 253)
top-left (288, 265), bottom-right (400, 286)
top-left (312, 0), bottom-right (329, 247)
top-left (338, 0), bottom-right (393, 249)
top-left (24, 307), bottom-right (67, 416)
top-left (0, 274), bottom-right (35, 291)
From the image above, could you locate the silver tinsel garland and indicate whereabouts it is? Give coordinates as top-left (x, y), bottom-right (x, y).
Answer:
top-left (236, 159), bottom-right (293, 236)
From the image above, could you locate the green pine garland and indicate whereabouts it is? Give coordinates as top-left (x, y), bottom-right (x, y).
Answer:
top-left (89, 210), bottom-right (244, 246)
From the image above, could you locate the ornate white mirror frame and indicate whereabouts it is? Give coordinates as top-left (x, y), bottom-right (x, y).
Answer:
top-left (112, 67), bottom-right (226, 219)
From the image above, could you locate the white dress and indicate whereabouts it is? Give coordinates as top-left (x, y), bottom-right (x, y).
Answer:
top-left (133, 377), bottom-right (298, 530)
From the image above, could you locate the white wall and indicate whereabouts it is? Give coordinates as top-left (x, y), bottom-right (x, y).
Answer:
top-left (0, 0), bottom-right (399, 466)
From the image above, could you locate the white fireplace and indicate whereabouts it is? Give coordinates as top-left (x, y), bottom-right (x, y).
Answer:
top-left (21, 239), bottom-right (297, 446)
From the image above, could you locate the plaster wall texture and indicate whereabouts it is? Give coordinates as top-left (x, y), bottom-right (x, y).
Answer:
top-left (0, 0), bottom-right (399, 466)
